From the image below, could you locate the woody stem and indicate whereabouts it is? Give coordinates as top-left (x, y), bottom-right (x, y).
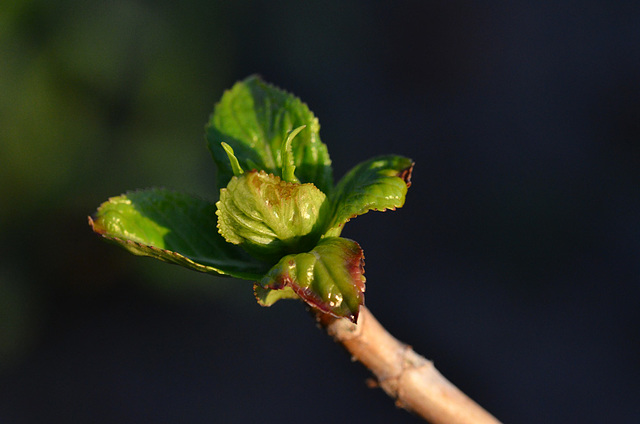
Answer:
top-left (315, 306), bottom-right (501, 424)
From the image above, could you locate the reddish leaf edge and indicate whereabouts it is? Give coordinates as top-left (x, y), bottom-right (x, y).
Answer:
top-left (399, 161), bottom-right (415, 188)
top-left (257, 239), bottom-right (366, 323)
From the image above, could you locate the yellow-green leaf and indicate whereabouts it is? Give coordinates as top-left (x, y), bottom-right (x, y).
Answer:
top-left (89, 189), bottom-right (270, 280)
top-left (258, 237), bottom-right (365, 322)
top-left (216, 170), bottom-right (327, 261)
top-left (325, 155), bottom-right (414, 237)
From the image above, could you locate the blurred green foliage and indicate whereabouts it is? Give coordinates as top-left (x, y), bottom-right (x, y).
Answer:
top-left (0, 0), bottom-right (241, 367)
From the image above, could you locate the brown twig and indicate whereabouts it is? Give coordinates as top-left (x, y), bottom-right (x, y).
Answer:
top-left (316, 306), bottom-right (501, 424)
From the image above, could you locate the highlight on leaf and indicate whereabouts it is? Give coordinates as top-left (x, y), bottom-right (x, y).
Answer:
top-left (257, 237), bottom-right (366, 322)
top-left (324, 155), bottom-right (414, 237)
top-left (89, 189), bottom-right (270, 280)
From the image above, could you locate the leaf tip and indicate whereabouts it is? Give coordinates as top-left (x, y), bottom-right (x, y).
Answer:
top-left (399, 161), bottom-right (414, 188)
top-left (347, 308), bottom-right (360, 323)
top-left (88, 215), bottom-right (98, 231)
top-left (281, 125), bottom-right (305, 183)
top-left (88, 213), bottom-right (108, 236)
top-left (221, 142), bottom-right (244, 176)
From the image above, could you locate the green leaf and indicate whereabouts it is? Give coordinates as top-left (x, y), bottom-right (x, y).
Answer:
top-left (257, 237), bottom-right (366, 322)
top-left (221, 142), bottom-right (244, 176)
top-left (325, 155), bottom-right (414, 237)
top-left (216, 170), bottom-right (327, 261)
top-left (89, 189), bottom-right (270, 280)
top-left (281, 125), bottom-right (305, 183)
top-left (254, 285), bottom-right (299, 306)
top-left (206, 75), bottom-right (333, 194)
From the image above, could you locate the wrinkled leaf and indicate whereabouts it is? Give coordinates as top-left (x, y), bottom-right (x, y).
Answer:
top-left (258, 237), bottom-right (365, 322)
top-left (206, 75), bottom-right (333, 193)
top-left (325, 155), bottom-right (413, 237)
top-left (89, 189), bottom-right (270, 280)
top-left (216, 170), bottom-right (327, 261)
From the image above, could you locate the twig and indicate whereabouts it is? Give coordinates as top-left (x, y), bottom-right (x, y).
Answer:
top-left (316, 306), bottom-right (501, 424)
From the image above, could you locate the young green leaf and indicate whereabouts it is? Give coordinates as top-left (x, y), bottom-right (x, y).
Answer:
top-left (281, 125), bottom-right (305, 183)
top-left (254, 285), bottom-right (299, 306)
top-left (216, 170), bottom-right (327, 261)
top-left (221, 142), bottom-right (244, 176)
top-left (325, 155), bottom-right (414, 237)
top-left (90, 77), bottom-right (414, 325)
top-left (258, 237), bottom-right (366, 322)
top-left (206, 75), bottom-right (333, 194)
top-left (89, 189), bottom-right (270, 280)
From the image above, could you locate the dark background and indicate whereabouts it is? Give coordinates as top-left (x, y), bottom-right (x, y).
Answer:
top-left (1, 1), bottom-right (639, 422)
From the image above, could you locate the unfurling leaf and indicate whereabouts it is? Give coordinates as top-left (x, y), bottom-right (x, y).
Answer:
top-left (206, 75), bottom-right (333, 194)
top-left (257, 237), bottom-right (366, 322)
top-left (325, 155), bottom-right (414, 237)
top-left (221, 142), bottom-right (244, 176)
top-left (91, 76), bottom-right (414, 325)
top-left (89, 189), bottom-right (269, 280)
top-left (216, 170), bottom-right (327, 261)
top-left (281, 125), bottom-right (305, 183)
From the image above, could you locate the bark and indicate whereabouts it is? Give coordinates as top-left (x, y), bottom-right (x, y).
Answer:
top-left (316, 306), bottom-right (501, 424)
